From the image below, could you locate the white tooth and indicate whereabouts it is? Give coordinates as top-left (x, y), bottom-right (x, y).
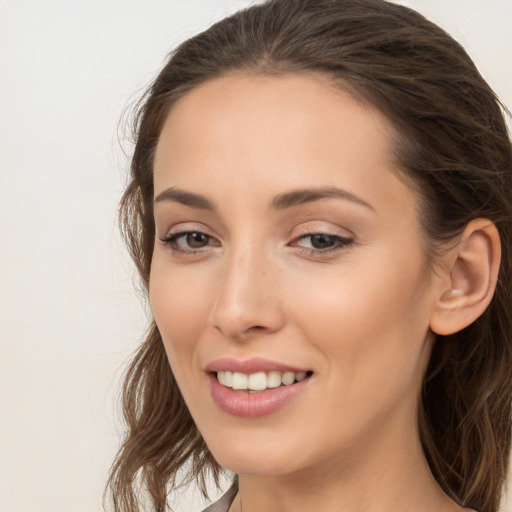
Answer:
top-left (232, 372), bottom-right (248, 390)
top-left (217, 371), bottom-right (233, 387)
top-left (267, 371), bottom-right (282, 388)
top-left (282, 372), bottom-right (296, 386)
top-left (296, 372), bottom-right (307, 382)
top-left (217, 371), bottom-right (227, 386)
top-left (248, 372), bottom-right (267, 391)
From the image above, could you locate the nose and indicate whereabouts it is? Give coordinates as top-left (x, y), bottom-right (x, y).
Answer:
top-left (210, 246), bottom-right (285, 342)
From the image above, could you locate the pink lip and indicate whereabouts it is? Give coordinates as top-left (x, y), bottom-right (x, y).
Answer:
top-left (205, 357), bottom-right (309, 374)
top-left (205, 358), bottom-right (313, 418)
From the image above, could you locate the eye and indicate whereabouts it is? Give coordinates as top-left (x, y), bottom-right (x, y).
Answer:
top-left (181, 232), bottom-right (210, 248)
top-left (305, 233), bottom-right (340, 249)
top-left (160, 230), bottom-right (219, 254)
top-left (291, 232), bottom-right (353, 256)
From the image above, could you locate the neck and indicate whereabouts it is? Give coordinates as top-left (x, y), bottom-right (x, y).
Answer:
top-left (233, 420), bottom-right (464, 512)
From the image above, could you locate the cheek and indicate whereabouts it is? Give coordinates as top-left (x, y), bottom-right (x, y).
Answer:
top-left (149, 256), bottom-right (213, 375)
top-left (282, 262), bottom-right (433, 457)
top-left (293, 251), bottom-right (432, 390)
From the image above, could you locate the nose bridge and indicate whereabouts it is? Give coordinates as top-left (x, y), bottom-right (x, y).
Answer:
top-left (211, 235), bottom-right (282, 340)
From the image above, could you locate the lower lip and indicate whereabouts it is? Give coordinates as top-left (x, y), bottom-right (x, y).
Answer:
top-left (208, 373), bottom-right (311, 418)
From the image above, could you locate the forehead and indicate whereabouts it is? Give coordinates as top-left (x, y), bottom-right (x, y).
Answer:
top-left (153, 72), bottom-right (416, 221)
top-left (156, 72), bottom-right (394, 160)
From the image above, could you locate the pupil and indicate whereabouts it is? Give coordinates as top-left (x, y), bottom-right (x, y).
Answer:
top-left (311, 234), bottom-right (334, 249)
top-left (187, 232), bottom-right (208, 248)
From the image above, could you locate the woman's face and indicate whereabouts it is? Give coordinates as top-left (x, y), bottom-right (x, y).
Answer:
top-left (150, 73), bottom-right (442, 477)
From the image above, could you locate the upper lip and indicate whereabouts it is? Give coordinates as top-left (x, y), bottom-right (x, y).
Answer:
top-left (205, 357), bottom-right (311, 374)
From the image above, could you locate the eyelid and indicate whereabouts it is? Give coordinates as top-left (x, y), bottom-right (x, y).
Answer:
top-left (290, 221), bottom-right (354, 240)
top-left (160, 221), bottom-right (214, 238)
top-left (288, 224), bottom-right (355, 257)
top-left (158, 221), bottom-right (354, 258)
top-left (160, 232), bottom-right (219, 257)
top-left (159, 222), bottom-right (221, 256)
top-left (291, 232), bottom-right (353, 247)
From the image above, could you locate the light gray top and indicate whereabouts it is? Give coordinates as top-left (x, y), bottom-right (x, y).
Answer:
top-left (201, 484), bottom-right (237, 512)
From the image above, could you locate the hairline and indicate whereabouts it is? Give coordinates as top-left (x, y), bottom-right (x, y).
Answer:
top-left (152, 66), bottom-right (440, 265)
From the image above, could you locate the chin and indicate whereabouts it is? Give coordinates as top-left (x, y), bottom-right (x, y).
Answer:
top-left (216, 454), bottom-right (298, 477)
top-left (205, 434), bottom-right (305, 477)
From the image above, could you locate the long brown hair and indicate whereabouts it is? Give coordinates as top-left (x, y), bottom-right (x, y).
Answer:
top-left (106, 1), bottom-right (512, 511)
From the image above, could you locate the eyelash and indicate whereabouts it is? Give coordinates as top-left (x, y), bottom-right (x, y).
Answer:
top-left (160, 231), bottom-right (218, 256)
top-left (159, 231), bottom-right (354, 257)
top-left (293, 233), bottom-right (353, 256)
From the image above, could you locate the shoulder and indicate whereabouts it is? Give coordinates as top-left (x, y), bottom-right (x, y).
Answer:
top-left (200, 483), bottom-right (237, 512)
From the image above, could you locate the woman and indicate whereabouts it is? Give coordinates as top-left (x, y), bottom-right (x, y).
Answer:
top-left (106, 1), bottom-right (512, 511)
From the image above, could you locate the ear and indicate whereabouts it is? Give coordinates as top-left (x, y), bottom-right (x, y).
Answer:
top-left (429, 218), bottom-right (501, 336)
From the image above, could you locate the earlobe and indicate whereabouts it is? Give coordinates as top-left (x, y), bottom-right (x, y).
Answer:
top-left (429, 219), bottom-right (501, 336)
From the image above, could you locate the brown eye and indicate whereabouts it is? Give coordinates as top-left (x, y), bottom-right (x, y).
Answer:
top-left (291, 232), bottom-right (353, 256)
top-left (186, 232), bottom-right (210, 248)
top-left (160, 230), bottom-right (218, 254)
top-left (309, 234), bottom-right (337, 249)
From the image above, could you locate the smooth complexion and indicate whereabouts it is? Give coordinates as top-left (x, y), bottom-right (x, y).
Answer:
top-left (150, 74), bottom-right (474, 512)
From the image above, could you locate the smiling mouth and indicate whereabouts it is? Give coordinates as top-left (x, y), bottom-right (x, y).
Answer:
top-left (214, 370), bottom-right (314, 393)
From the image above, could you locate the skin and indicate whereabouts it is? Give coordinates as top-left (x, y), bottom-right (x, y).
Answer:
top-left (150, 73), bottom-right (474, 512)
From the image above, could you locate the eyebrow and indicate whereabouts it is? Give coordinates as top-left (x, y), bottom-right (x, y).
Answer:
top-left (154, 185), bottom-right (375, 213)
top-left (271, 186), bottom-right (376, 212)
top-left (154, 187), bottom-right (215, 210)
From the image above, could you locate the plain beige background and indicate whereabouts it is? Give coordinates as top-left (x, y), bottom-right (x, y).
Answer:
top-left (0, 1), bottom-right (510, 510)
